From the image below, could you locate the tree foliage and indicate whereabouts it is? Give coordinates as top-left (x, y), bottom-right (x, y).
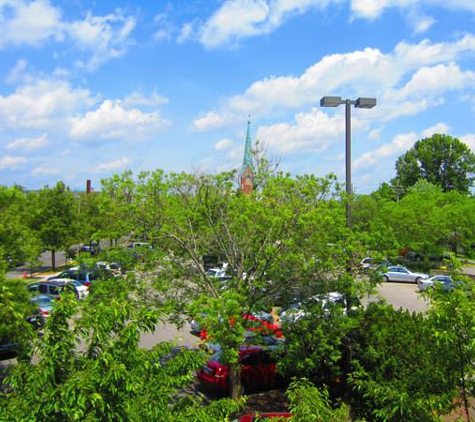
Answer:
top-left (0, 277), bottom-right (241, 421)
top-left (395, 134), bottom-right (475, 194)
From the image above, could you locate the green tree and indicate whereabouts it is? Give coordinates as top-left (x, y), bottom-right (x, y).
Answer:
top-left (97, 170), bottom-right (137, 245)
top-left (425, 260), bottom-right (475, 422)
top-left (1, 277), bottom-right (241, 421)
top-left (395, 134), bottom-right (475, 193)
top-left (0, 278), bottom-right (37, 361)
top-left (287, 379), bottom-right (349, 422)
top-left (29, 182), bottom-right (77, 270)
top-left (0, 185), bottom-right (41, 269)
top-left (350, 303), bottom-right (457, 421)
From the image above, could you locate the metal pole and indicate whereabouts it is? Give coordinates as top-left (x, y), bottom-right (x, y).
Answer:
top-left (345, 99), bottom-right (352, 228)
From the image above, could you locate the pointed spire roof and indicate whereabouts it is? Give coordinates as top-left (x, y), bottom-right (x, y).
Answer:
top-left (241, 117), bottom-right (254, 174)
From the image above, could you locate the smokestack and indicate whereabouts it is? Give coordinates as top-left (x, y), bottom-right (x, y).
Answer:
top-left (86, 179), bottom-right (92, 195)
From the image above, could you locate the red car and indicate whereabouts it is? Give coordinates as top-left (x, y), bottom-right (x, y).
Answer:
top-left (238, 413), bottom-right (292, 421)
top-left (195, 313), bottom-right (283, 341)
top-left (198, 344), bottom-right (281, 393)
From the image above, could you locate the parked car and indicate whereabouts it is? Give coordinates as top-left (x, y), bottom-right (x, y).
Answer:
top-left (27, 279), bottom-right (89, 300)
top-left (237, 413), bottom-right (292, 422)
top-left (417, 274), bottom-right (460, 292)
top-left (67, 242), bottom-right (101, 258)
top-left (198, 344), bottom-right (282, 393)
top-left (280, 292), bottom-right (361, 323)
top-left (26, 294), bottom-right (56, 329)
top-left (95, 261), bottom-right (122, 275)
top-left (127, 242), bottom-right (153, 250)
top-left (381, 266), bottom-right (429, 283)
top-left (48, 267), bottom-right (113, 284)
top-left (360, 257), bottom-right (375, 271)
top-left (1, 295), bottom-right (56, 359)
top-left (191, 312), bottom-right (283, 340)
top-left (0, 337), bottom-right (17, 360)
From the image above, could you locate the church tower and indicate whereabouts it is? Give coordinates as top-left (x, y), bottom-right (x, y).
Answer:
top-left (240, 118), bottom-right (255, 195)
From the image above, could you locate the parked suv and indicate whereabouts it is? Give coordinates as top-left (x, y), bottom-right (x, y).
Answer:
top-left (27, 279), bottom-right (89, 300)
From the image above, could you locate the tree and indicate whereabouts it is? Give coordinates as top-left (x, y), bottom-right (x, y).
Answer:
top-left (29, 182), bottom-right (77, 270)
top-left (0, 277), bottom-right (241, 421)
top-left (395, 134), bottom-right (475, 194)
top-left (425, 259), bottom-right (475, 422)
top-left (349, 303), bottom-right (457, 421)
top-left (0, 185), bottom-right (41, 269)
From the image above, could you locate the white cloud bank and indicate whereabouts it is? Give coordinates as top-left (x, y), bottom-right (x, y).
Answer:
top-left (6, 133), bottom-right (49, 151)
top-left (70, 100), bottom-right (169, 141)
top-left (192, 35), bottom-right (475, 160)
top-left (0, 1), bottom-right (136, 70)
top-left (194, 0), bottom-right (475, 49)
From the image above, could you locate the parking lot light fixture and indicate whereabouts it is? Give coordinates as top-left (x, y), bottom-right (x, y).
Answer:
top-left (320, 96), bottom-right (377, 227)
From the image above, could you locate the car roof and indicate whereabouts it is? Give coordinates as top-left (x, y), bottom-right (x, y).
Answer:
top-left (32, 278), bottom-right (73, 286)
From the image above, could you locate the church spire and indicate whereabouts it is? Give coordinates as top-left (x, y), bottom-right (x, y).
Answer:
top-left (240, 116), bottom-right (254, 195)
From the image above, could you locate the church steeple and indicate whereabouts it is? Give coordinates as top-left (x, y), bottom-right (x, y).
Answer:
top-left (240, 117), bottom-right (254, 195)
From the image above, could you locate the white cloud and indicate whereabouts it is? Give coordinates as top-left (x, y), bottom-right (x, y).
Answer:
top-left (226, 146), bottom-right (245, 162)
top-left (354, 122), bottom-right (453, 171)
top-left (5, 59), bottom-right (28, 84)
top-left (350, 0), bottom-right (475, 20)
top-left (68, 11), bottom-right (136, 71)
top-left (421, 123), bottom-right (449, 138)
top-left (256, 108), bottom-right (348, 154)
top-left (0, 78), bottom-right (95, 130)
top-left (154, 29), bottom-right (172, 42)
top-left (70, 100), bottom-right (168, 141)
top-left (411, 13), bottom-right (436, 34)
top-left (0, 0), bottom-right (63, 48)
top-left (460, 134), bottom-right (475, 150)
top-left (32, 166), bottom-right (60, 175)
top-left (199, 0), bottom-right (334, 48)
top-left (0, 155), bottom-right (27, 170)
top-left (0, 2), bottom-right (136, 70)
top-left (215, 138), bottom-right (233, 151)
top-left (354, 132), bottom-right (418, 170)
top-left (123, 91), bottom-right (169, 107)
top-left (396, 63), bottom-right (475, 99)
top-left (96, 158), bottom-right (130, 172)
top-left (192, 111), bottom-right (230, 131)
top-left (350, 0), bottom-right (389, 20)
top-left (178, 23), bottom-right (194, 43)
top-left (6, 133), bottom-right (49, 151)
top-left (368, 128), bottom-right (381, 140)
top-left (195, 0), bottom-right (475, 49)
top-left (193, 35), bottom-right (475, 133)
top-left (200, 0), bottom-right (270, 48)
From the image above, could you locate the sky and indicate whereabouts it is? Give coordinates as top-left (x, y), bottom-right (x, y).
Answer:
top-left (0, 0), bottom-right (475, 194)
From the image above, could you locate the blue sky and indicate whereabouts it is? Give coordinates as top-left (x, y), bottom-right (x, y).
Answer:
top-left (1, 0), bottom-right (475, 193)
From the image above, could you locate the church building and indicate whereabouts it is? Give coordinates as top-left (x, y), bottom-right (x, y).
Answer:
top-left (240, 118), bottom-right (255, 195)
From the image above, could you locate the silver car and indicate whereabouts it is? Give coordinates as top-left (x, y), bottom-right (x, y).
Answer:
top-left (417, 275), bottom-right (455, 292)
top-left (381, 266), bottom-right (429, 283)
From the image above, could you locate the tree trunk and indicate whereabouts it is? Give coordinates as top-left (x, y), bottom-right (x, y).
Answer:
top-left (229, 362), bottom-right (242, 401)
top-left (51, 249), bottom-right (56, 271)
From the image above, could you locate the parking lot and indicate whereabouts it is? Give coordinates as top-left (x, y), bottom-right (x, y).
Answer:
top-left (141, 281), bottom-right (429, 349)
top-left (366, 281), bottom-right (429, 313)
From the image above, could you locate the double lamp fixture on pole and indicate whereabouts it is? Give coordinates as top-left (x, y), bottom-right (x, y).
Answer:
top-left (320, 96), bottom-right (377, 228)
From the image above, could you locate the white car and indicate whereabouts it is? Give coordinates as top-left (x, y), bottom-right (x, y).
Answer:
top-left (417, 274), bottom-right (455, 292)
top-left (360, 257), bottom-right (374, 270)
top-left (280, 292), bottom-right (360, 322)
top-left (28, 279), bottom-right (89, 300)
top-left (381, 266), bottom-right (429, 283)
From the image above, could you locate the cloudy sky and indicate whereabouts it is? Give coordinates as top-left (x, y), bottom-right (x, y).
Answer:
top-left (1, 0), bottom-right (474, 193)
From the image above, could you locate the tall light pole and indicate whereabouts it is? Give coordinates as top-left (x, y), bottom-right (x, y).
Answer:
top-left (320, 96), bottom-right (377, 228)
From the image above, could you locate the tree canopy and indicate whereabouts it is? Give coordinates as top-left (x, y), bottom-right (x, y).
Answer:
top-left (394, 134), bottom-right (475, 194)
